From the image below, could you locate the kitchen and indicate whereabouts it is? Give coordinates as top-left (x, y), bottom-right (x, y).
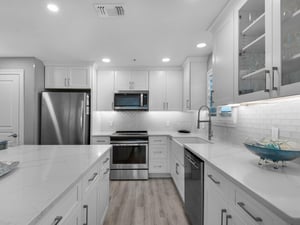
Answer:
top-left (1, 0), bottom-right (300, 225)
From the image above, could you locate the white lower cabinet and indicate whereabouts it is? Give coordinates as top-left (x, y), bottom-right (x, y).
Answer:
top-left (35, 151), bottom-right (110, 225)
top-left (149, 136), bottom-right (170, 176)
top-left (205, 164), bottom-right (289, 225)
top-left (170, 139), bottom-right (185, 202)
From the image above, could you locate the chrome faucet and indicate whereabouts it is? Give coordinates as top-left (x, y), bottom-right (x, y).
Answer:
top-left (197, 105), bottom-right (213, 140)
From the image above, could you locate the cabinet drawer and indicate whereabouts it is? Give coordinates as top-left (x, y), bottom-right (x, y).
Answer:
top-left (235, 188), bottom-right (280, 225)
top-left (91, 136), bottom-right (110, 145)
top-left (205, 165), bottom-right (234, 202)
top-left (149, 145), bottom-right (168, 159)
top-left (35, 184), bottom-right (80, 225)
top-left (149, 136), bottom-right (168, 145)
top-left (82, 162), bottom-right (100, 195)
top-left (149, 160), bottom-right (169, 173)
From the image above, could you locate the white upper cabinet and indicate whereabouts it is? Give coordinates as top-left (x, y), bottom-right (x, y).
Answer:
top-left (212, 14), bottom-right (235, 106)
top-left (183, 58), bottom-right (207, 111)
top-left (95, 71), bottom-right (114, 111)
top-left (114, 70), bottom-right (148, 91)
top-left (149, 70), bottom-right (182, 111)
top-left (45, 66), bottom-right (91, 89)
top-left (235, 0), bottom-right (300, 102)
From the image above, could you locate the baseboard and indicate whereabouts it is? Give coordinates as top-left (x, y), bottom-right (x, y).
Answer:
top-left (149, 173), bottom-right (171, 178)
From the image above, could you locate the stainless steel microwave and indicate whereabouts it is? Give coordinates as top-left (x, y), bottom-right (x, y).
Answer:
top-left (114, 91), bottom-right (149, 111)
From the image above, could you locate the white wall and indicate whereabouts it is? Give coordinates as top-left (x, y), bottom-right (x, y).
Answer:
top-left (92, 111), bottom-right (195, 133)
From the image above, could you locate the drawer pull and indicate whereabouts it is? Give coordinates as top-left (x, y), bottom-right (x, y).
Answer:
top-left (96, 140), bottom-right (106, 143)
top-left (83, 205), bottom-right (88, 225)
top-left (103, 157), bottom-right (109, 164)
top-left (88, 172), bottom-right (98, 182)
top-left (237, 202), bottom-right (263, 222)
top-left (154, 151), bottom-right (163, 154)
top-left (51, 216), bottom-right (63, 225)
top-left (176, 163), bottom-right (179, 175)
top-left (221, 209), bottom-right (226, 225)
top-left (104, 168), bottom-right (110, 175)
top-left (225, 215), bottom-right (232, 225)
top-left (208, 174), bottom-right (220, 184)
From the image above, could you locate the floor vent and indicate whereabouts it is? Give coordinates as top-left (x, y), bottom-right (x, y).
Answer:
top-left (94, 4), bottom-right (125, 17)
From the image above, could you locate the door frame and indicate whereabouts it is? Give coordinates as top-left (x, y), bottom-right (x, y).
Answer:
top-left (0, 69), bottom-right (24, 145)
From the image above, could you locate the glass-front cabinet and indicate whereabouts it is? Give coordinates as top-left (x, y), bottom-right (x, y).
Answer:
top-left (273, 0), bottom-right (300, 97)
top-left (236, 0), bottom-right (300, 102)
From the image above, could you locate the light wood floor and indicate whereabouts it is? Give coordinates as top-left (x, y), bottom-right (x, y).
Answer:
top-left (103, 179), bottom-right (190, 225)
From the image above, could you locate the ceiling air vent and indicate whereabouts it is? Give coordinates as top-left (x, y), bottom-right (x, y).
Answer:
top-left (94, 3), bottom-right (125, 17)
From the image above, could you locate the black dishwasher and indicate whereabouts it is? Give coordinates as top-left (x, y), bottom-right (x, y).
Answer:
top-left (184, 148), bottom-right (204, 225)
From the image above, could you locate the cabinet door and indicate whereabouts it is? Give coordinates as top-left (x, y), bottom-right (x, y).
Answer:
top-left (176, 160), bottom-right (185, 202)
top-left (166, 71), bottom-right (183, 111)
top-left (82, 180), bottom-right (99, 225)
top-left (205, 181), bottom-right (228, 225)
top-left (149, 71), bottom-right (166, 111)
top-left (45, 67), bottom-right (69, 88)
top-left (272, 0), bottom-right (300, 97)
top-left (115, 71), bottom-right (131, 90)
top-left (213, 15), bottom-right (235, 106)
top-left (96, 71), bottom-right (114, 111)
top-left (69, 67), bottom-right (90, 89)
top-left (131, 71), bottom-right (149, 90)
top-left (61, 204), bottom-right (81, 225)
top-left (98, 167), bottom-right (110, 225)
top-left (235, 0), bottom-right (271, 103)
top-left (183, 62), bottom-right (191, 110)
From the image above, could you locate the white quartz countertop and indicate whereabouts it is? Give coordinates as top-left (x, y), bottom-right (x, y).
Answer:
top-left (184, 142), bottom-right (300, 225)
top-left (0, 145), bottom-right (111, 225)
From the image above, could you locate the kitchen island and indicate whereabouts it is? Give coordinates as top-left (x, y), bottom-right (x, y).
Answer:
top-left (0, 145), bottom-right (111, 225)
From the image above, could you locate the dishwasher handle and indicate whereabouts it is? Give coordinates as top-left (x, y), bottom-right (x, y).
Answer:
top-left (185, 154), bottom-right (199, 169)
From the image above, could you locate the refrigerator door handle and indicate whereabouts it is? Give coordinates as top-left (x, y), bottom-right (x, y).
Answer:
top-left (81, 99), bottom-right (86, 144)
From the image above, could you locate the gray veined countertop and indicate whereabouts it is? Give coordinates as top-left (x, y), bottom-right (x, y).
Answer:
top-left (0, 145), bottom-right (111, 225)
top-left (184, 141), bottom-right (300, 225)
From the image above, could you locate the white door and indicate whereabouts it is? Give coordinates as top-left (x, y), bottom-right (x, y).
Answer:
top-left (149, 71), bottom-right (166, 111)
top-left (166, 71), bottom-right (182, 111)
top-left (0, 70), bottom-right (24, 146)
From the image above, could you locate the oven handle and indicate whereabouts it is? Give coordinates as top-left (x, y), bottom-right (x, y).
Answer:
top-left (112, 143), bottom-right (148, 146)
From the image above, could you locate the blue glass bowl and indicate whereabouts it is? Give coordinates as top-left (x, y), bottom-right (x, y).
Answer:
top-left (244, 143), bottom-right (300, 162)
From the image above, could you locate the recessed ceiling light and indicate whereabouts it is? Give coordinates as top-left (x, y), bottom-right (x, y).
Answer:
top-left (197, 43), bottom-right (207, 48)
top-left (102, 58), bottom-right (111, 63)
top-left (162, 58), bottom-right (170, 62)
top-left (47, 3), bottom-right (59, 12)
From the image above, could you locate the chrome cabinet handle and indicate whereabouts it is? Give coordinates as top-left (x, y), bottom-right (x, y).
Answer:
top-left (8, 133), bottom-right (17, 138)
top-left (103, 157), bottom-right (109, 164)
top-left (51, 216), bottom-right (63, 225)
top-left (225, 215), bottom-right (232, 225)
top-left (208, 174), bottom-right (220, 184)
top-left (64, 78), bottom-right (67, 87)
top-left (83, 205), bottom-right (88, 225)
top-left (104, 168), bottom-right (110, 175)
top-left (272, 67), bottom-right (278, 91)
top-left (237, 202), bottom-right (263, 222)
top-left (264, 70), bottom-right (270, 92)
top-left (221, 209), bottom-right (227, 225)
top-left (88, 172), bottom-right (98, 182)
top-left (175, 163), bottom-right (179, 175)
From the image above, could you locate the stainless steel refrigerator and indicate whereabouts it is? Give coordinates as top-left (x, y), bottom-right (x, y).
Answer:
top-left (40, 92), bottom-right (90, 144)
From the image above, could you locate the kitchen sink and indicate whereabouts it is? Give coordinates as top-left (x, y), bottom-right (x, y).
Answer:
top-left (173, 137), bottom-right (207, 145)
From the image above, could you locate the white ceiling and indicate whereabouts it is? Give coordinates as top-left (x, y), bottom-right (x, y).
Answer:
top-left (0, 0), bottom-right (229, 67)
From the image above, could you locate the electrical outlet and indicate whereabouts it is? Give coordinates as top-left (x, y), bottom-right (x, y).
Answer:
top-left (272, 127), bottom-right (279, 141)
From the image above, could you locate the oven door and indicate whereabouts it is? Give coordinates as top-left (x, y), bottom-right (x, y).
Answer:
top-left (111, 143), bottom-right (148, 169)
